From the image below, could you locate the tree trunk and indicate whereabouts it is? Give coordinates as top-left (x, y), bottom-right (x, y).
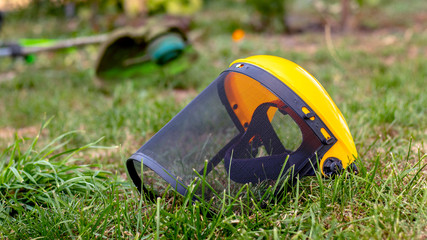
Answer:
top-left (340, 0), bottom-right (351, 32)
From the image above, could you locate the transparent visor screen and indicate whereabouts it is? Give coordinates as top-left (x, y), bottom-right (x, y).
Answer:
top-left (133, 71), bottom-right (303, 192)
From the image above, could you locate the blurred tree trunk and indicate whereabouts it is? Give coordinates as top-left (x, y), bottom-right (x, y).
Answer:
top-left (340, 0), bottom-right (351, 32)
top-left (65, 2), bottom-right (75, 19)
top-left (91, 0), bottom-right (100, 32)
top-left (0, 11), bottom-right (3, 33)
top-left (282, 0), bottom-right (291, 34)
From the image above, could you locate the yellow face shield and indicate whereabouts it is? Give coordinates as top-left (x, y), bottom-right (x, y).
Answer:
top-left (126, 55), bottom-right (358, 198)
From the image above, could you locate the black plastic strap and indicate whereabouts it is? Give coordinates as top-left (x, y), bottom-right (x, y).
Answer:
top-left (199, 102), bottom-right (289, 182)
top-left (224, 149), bottom-right (314, 183)
top-left (245, 102), bottom-right (287, 155)
top-left (222, 101), bottom-right (302, 183)
top-left (198, 133), bottom-right (243, 177)
top-left (200, 102), bottom-right (288, 177)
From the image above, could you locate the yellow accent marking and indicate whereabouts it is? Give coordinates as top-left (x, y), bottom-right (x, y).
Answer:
top-left (302, 107), bottom-right (315, 120)
top-left (320, 128), bottom-right (331, 140)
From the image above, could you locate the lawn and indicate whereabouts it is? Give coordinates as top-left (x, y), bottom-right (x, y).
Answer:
top-left (0, 1), bottom-right (426, 239)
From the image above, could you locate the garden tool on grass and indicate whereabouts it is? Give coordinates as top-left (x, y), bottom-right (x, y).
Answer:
top-left (94, 25), bottom-right (188, 81)
top-left (1, 20), bottom-right (189, 80)
top-left (125, 55), bottom-right (358, 200)
top-left (0, 35), bottom-right (108, 63)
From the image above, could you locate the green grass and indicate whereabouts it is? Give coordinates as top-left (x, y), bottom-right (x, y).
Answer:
top-left (1, 1), bottom-right (426, 239)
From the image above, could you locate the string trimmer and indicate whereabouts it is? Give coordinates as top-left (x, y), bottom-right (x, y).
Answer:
top-left (0, 18), bottom-right (191, 81)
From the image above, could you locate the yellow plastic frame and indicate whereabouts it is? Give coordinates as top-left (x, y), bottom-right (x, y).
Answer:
top-left (230, 55), bottom-right (358, 175)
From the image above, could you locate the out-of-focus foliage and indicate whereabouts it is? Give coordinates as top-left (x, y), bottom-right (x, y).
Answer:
top-left (122, 0), bottom-right (145, 17)
top-left (316, 0), bottom-right (384, 7)
top-left (313, 0), bottom-right (388, 31)
top-left (3, 0), bottom-right (122, 19)
top-left (0, 0), bottom-right (31, 11)
top-left (245, 0), bottom-right (294, 33)
top-left (147, 0), bottom-right (202, 16)
top-left (354, 0), bottom-right (383, 6)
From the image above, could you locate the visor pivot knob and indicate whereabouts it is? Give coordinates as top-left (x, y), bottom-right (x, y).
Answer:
top-left (323, 157), bottom-right (343, 177)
